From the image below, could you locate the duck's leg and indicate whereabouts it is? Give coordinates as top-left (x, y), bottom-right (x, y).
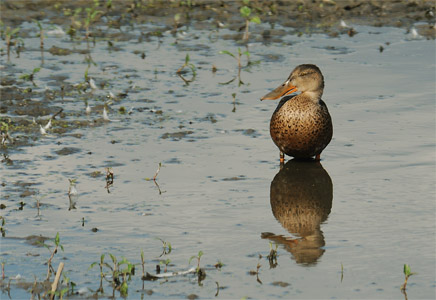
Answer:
top-left (279, 152), bottom-right (285, 169)
top-left (315, 153), bottom-right (321, 161)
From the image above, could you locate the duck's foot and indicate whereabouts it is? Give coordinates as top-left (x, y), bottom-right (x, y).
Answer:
top-left (279, 152), bottom-right (285, 169)
top-left (279, 152), bottom-right (285, 163)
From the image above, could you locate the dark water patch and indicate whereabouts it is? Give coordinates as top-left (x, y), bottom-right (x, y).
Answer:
top-left (48, 45), bottom-right (90, 56)
top-left (233, 128), bottom-right (260, 138)
top-left (1, 86), bottom-right (27, 102)
top-left (161, 131), bottom-right (194, 141)
top-left (196, 113), bottom-right (218, 124)
top-left (1, 76), bottom-right (18, 86)
top-left (222, 175), bottom-right (246, 181)
top-left (164, 158), bottom-right (182, 164)
top-left (102, 161), bottom-right (125, 167)
top-left (42, 155), bottom-right (56, 160)
top-left (312, 45), bottom-right (354, 55)
top-left (258, 53), bottom-right (286, 63)
top-left (54, 147), bottom-right (81, 156)
top-left (272, 281), bottom-right (291, 287)
top-left (11, 100), bottom-right (62, 118)
top-left (176, 43), bottom-right (211, 52)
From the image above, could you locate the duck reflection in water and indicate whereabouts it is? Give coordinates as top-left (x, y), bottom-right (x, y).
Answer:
top-left (262, 160), bottom-right (333, 266)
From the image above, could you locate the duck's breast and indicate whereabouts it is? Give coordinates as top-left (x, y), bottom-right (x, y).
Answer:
top-left (270, 97), bottom-right (332, 158)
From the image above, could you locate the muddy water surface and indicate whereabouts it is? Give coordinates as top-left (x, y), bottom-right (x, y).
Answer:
top-left (1, 2), bottom-right (435, 299)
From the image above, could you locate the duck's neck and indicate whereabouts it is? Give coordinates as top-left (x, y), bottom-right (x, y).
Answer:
top-left (301, 90), bottom-right (323, 102)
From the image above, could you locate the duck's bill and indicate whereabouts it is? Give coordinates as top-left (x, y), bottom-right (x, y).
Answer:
top-left (260, 82), bottom-right (298, 100)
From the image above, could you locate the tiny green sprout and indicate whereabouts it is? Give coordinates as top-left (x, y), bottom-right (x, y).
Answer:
top-left (174, 13), bottom-right (181, 25)
top-left (84, 7), bottom-right (102, 39)
top-left (189, 250), bottom-right (204, 273)
top-left (214, 260), bottom-right (224, 269)
top-left (340, 262), bottom-right (344, 282)
top-left (19, 67), bottom-right (41, 85)
top-left (4, 26), bottom-right (21, 58)
top-left (159, 258), bottom-right (171, 272)
top-left (401, 264), bottom-right (417, 291)
top-left (120, 281), bottom-right (128, 297)
top-left (43, 232), bottom-right (64, 281)
top-left (219, 48), bottom-right (250, 86)
top-left (155, 237), bottom-right (172, 256)
top-left (84, 66), bottom-right (89, 82)
top-left (33, 19), bottom-right (44, 48)
top-left (106, 0), bottom-right (113, 10)
top-left (239, 0), bottom-right (261, 41)
top-left (140, 249), bottom-right (147, 279)
top-left (176, 54), bottom-right (196, 84)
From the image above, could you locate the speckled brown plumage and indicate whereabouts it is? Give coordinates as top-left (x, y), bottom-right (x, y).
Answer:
top-left (261, 64), bottom-right (333, 160)
top-left (270, 95), bottom-right (332, 158)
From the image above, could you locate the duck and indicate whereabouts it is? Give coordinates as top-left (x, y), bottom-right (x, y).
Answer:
top-left (261, 64), bottom-right (333, 162)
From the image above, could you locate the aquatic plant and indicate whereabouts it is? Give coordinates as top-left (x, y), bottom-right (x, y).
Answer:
top-left (232, 92), bottom-right (237, 112)
top-left (63, 7), bottom-right (82, 40)
top-left (248, 254), bottom-right (262, 284)
top-left (146, 163), bottom-right (165, 194)
top-left (267, 242), bottom-right (278, 268)
top-left (0, 119), bottom-right (13, 147)
top-left (155, 237), bottom-right (172, 257)
top-left (89, 253), bottom-right (134, 297)
top-left (214, 260), bottom-right (224, 269)
top-left (105, 167), bottom-right (114, 193)
top-left (140, 250), bottom-right (146, 280)
top-left (89, 254), bottom-right (106, 294)
top-left (106, 0), bottom-right (113, 10)
top-left (176, 54), bottom-right (196, 84)
top-left (189, 250), bottom-right (203, 273)
top-left (240, 0), bottom-right (261, 41)
top-left (41, 232), bottom-right (64, 281)
top-left (219, 48), bottom-right (249, 86)
top-left (401, 264), bottom-right (417, 291)
top-left (33, 19), bottom-right (44, 48)
top-left (0, 216), bottom-right (5, 237)
top-left (159, 258), bottom-right (171, 273)
top-left (84, 5), bottom-right (102, 40)
top-left (59, 272), bottom-right (76, 299)
top-left (3, 25), bottom-right (21, 59)
top-left (19, 67), bottom-right (41, 86)
top-left (341, 262), bottom-right (344, 282)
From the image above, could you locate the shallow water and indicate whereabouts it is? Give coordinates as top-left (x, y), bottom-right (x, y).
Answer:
top-left (1, 16), bottom-right (435, 300)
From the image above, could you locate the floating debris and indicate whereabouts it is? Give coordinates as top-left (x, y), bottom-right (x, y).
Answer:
top-left (144, 267), bottom-right (196, 280)
top-left (108, 91), bottom-right (115, 99)
top-left (43, 119), bottom-right (52, 130)
top-left (89, 78), bottom-right (98, 90)
top-left (68, 179), bottom-right (78, 210)
top-left (39, 125), bottom-right (47, 135)
top-left (340, 20), bottom-right (349, 28)
top-left (103, 106), bottom-right (110, 121)
top-left (46, 26), bottom-right (66, 37)
top-left (85, 102), bottom-right (91, 114)
top-left (408, 27), bottom-right (423, 40)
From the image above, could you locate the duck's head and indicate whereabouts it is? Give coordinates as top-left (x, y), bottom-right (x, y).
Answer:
top-left (261, 64), bottom-right (324, 101)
